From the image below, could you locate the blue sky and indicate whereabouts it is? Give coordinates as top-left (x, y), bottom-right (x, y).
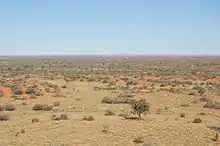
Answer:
top-left (0, 0), bottom-right (220, 55)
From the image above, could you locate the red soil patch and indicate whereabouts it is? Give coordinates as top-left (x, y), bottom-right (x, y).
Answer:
top-left (0, 86), bottom-right (12, 104)
top-left (206, 77), bottom-right (220, 82)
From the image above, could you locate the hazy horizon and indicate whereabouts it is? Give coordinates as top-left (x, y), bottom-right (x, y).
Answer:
top-left (0, 0), bottom-right (220, 55)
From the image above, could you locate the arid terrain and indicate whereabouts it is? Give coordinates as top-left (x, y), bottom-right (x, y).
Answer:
top-left (0, 55), bottom-right (219, 146)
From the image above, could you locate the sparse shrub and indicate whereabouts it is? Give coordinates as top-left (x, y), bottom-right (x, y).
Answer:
top-left (52, 114), bottom-right (68, 121)
top-left (101, 125), bottom-right (109, 134)
top-left (61, 85), bottom-right (66, 88)
top-left (130, 99), bottom-right (150, 119)
top-left (104, 109), bottom-right (115, 116)
top-left (82, 116), bottom-right (94, 121)
top-left (60, 114), bottom-right (68, 120)
top-left (180, 103), bottom-right (190, 107)
top-left (101, 96), bottom-right (131, 104)
top-left (45, 87), bottom-right (50, 92)
top-left (160, 84), bottom-right (166, 87)
top-left (0, 113), bottom-right (9, 121)
top-left (180, 113), bottom-right (185, 118)
top-left (32, 118), bottom-right (40, 123)
top-left (156, 108), bottom-right (163, 114)
top-left (93, 86), bottom-right (101, 91)
top-left (133, 136), bottom-right (145, 143)
top-left (118, 109), bottom-right (130, 119)
top-left (102, 80), bottom-right (108, 84)
top-left (13, 89), bottom-right (23, 95)
top-left (199, 97), bottom-right (211, 102)
top-left (53, 101), bottom-right (60, 106)
top-left (32, 104), bottom-right (53, 111)
top-left (192, 118), bottom-right (202, 123)
top-left (203, 101), bottom-right (220, 109)
top-left (20, 129), bottom-right (25, 133)
top-left (198, 88), bottom-right (205, 95)
top-left (188, 92), bottom-right (195, 96)
top-left (3, 104), bottom-right (16, 111)
top-left (22, 102), bottom-right (27, 106)
top-left (199, 112), bottom-right (207, 116)
top-left (25, 88), bottom-right (35, 95)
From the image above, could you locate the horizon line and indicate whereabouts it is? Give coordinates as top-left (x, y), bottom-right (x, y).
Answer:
top-left (0, 53), bottom-right (220, 57)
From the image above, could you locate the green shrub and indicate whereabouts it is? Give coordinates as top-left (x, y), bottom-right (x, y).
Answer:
top-left (130, 99), bottom-right (150, 119)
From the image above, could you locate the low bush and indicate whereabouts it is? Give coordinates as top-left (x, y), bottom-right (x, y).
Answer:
top-left (32, 104), bottom-right (53, 111)
top-left (0, 114), bottom-right (9, 121)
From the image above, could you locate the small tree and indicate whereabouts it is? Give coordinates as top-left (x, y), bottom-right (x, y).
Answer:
top-left (130, 99), bottom-right (150, 119)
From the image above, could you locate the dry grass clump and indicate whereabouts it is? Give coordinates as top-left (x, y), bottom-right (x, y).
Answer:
top-left (82, 116), bottom-right (94, 121)
top-left (32, 104), bottom-right (53, 111)
top-left (3, 104), bottom-right (16, 111)
top-left (133, 136), bottom-right (145, 144)
top-left (203, 101), bottom-right (220, 109)
top-left (192, 118), bottom-right (202, 123)
top-left (32, 118), bottom-right (40, 123)
top-left (101, 96), bottom-right (131, 104)
top-left (52, 114), bottom-right (68, 121)
top-left (0, 113), bottom-right (9, 121)
top-left (104, 109), bottom-right (115, 116)
top-left (53, 101), bottom-right (60, 106)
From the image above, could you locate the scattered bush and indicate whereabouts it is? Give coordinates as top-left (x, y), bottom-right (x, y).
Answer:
top-left (188, 92), bottom-right (196, 96)
top-left (180, 113), bottom-right (185, 118)
top-left (25, 88), bottom-right (36, 94)
top-left (104, 109), bottom-right (115, 116)
top-left (198, 88), bottom-right (205, 95)
top-left (13, 89), bottom-right (23, 95)
top-left (52, 114), bottom-right (68, 121)
top-left (53, 101), bottom-right (60, 106)
top-left (101, 96), bottom-right (131, 104)
top-left (3, 104), bottom-right (16, 111)
top-left (101, 125), bottom-right (109, 134)
top-left (203, 101), bottom-right (220, 109)
top-left (32, 104), bottom-right (53, 111)
top-left (133, 136), bottom-right (145, 144)
top-left (61, 85), bottom-right (66, 88)
top-left (118, 109), bottom-right (131, 119)
top-left (180, 103), bottom-right (190, 107)
top-left (130, 99), bottom-right (150, 119)
top-left (45, 87), bottom-right (50, 92)
top-left (82, 116), bottom-right (94, 121)
top-left (32, 118), bottom-right (40, 123)
top-left (192, 118), bottom-right (202, 123)
top-left (199, 97), bottom-right (211, 102)
top-left (0, 113), bottom-right (9, 121)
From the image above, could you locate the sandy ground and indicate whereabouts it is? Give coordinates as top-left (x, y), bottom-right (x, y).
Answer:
top-left (0, 80), bottom-right (219, 146)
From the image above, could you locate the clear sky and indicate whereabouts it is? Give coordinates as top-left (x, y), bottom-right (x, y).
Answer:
top-left (0, 0), bottom-right (220, 55)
